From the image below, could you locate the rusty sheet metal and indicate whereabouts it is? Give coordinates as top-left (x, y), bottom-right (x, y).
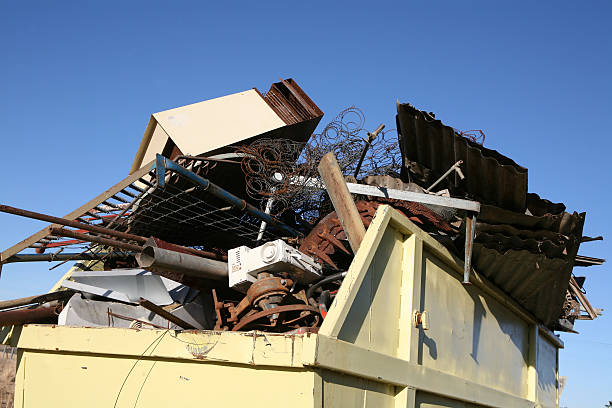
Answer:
top-left (396, 102), bottom-right (528, 212)
top-left (471, 244), bottom-right (572, 327)
top-left (262, 78), bottom-right (323, 126)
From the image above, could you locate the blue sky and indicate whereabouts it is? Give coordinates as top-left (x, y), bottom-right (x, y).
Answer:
top-left (0, 1), bottom-right (610, 406)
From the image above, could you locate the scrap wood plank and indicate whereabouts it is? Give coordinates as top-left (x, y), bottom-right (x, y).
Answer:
top-left (317, 152), bottom-right (366, 253)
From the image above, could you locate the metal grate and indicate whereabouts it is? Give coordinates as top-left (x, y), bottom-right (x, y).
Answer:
top-left (2, 155), bottom-right (295, 268)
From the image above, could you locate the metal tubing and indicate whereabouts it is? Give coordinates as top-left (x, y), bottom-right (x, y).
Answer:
top-left (0, 204), bottom-right (147, 244)
top-left (137, 245), bottom-right (228, 280)
top-left (0, 304), bottom-right (63, 326)
top-left (49, 228), bottom-right (143, 253)
top-left (0, 290), bottom-right (74, 310)
top-left (4, 253), bottom-right (134, 263)
top-left (156, 155), bottom-right (300, 238)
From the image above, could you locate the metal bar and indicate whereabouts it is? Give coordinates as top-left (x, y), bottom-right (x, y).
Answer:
top-left (463, 212), bottom-right (477, 285)
top-left (0, 303), bottom-right (63, 326)
top-left (0, 290), bottom-right (74, 310)
top-left (345, 182), bottom-right (481, 213)
top-left (0, 160), bottom-right (156, 263)
top-left (425, 160), bottom-right (464, 193)
top-left (152, 238), bottom-right (227, 262)
top-left (3, 253), bottom-right (133, 264)
top-left (138, 298), bottom-right (195, 329)
top-left (137, 245), bottom-right (228, 280)
top-left (49, 228), bottom-right (143, 253)
top-left (318, 152), bottom-right (366, 253)
top-left (0, 204), bottom-right (148, 244)
top-left (156, 155), bottom-right (300, 238)
top-left (176, 155), bottom-right (242, 165)
top-left (353, 124), bottom-right (385, 179)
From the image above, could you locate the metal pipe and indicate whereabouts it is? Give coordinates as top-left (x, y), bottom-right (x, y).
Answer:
top-left (0, 204), bottom-right (147, 244)
top-left (0, 290), bottom-right (74, 310)
top-left (49, 228), bottom-right (143, 253)
top-left (4, 253), bottom-right (134, 263)
top-left (156, 155), bottom-right (300, 238)
top-left (424, 160), bottom-right (465, 193)
top-left (137, 245), bottom-right (228, 281)
top-left (353, 123), bottom-right (385, 179)
top-left (0, 303), bottom-right (63, 326)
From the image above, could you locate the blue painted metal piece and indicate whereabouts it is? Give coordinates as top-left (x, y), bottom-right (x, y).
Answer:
top-left (154, 154), bottom-right (300, 238)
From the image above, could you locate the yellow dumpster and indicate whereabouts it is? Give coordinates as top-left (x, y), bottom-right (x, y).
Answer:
top-left (3, 206), bottom-right (561, 407)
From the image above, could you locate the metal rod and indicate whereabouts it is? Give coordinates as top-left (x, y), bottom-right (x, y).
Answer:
top-left (0, 290), bottom-right (74, 310)
top-left (138, 298), bottom-right (195, 329)
top-left (137, 245), bottom-right (228, 281)
top-left (463, 212), bottom-right (477, 285)
top-left (3, 253), bottom-right (134, 263)
top-left (353, 123), bottom-right (385, 179)
top-left (0, 204), bottom-right (147, 244)
top-left (156, 155), bottom-right (300, 238)
top-left (152, 237), bottom-right (227, 262)
top-left (256, 195), bottom-right (275, 244)
top-left (425, 160), bottom-right (464, 193)
top-left (0, 303), bottom-right (63, 326)
top-left (49, 228), bottom-right (143, 253)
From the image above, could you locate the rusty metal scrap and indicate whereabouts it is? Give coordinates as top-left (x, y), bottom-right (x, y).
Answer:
top-left (0, 303), bottom-right (64, 326)
top-left (300, 200), bottom-right (453, 270)
top-left (236, 107), bottom-right (401, 220)
top-left (397, 102), bottom-right (528, 211)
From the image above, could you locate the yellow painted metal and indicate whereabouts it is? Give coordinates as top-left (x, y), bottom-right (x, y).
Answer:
top-left (6, 205), bottom-right (560, 407)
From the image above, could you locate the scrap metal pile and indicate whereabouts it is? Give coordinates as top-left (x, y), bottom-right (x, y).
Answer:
top-left (0, 79), bottom-right (603, 334)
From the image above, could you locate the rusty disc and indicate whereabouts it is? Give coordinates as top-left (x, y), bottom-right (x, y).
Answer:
top-left (232, 304), bottom-right (319, 332)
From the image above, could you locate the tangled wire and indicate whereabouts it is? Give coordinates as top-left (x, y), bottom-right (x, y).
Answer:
top-left (237, 107), bottom-right (402, 222)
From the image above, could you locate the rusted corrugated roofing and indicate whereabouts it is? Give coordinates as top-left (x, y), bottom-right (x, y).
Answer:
top-left (472, 245), bottom-right (573, 326)
top-left (471, 211), bottom-right (585, 327)
top-left (396, 102), bottom-right (528, 212)
top-left (393, 101), bottom-right (596, 329)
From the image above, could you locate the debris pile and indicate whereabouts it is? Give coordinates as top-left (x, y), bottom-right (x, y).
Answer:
top-left (0, 79), bottom-right (603, 334)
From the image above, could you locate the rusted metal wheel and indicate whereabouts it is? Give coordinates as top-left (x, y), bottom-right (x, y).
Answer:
top-left (299, 199), bottom-right (452, 269)
top-left (232, 304), bottom-right (320, 332)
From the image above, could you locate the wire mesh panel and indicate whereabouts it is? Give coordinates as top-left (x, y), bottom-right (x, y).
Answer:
top-left (126, 168), bottom-right (283, 248)
top-left (2, 157), bottom-right (291, 269)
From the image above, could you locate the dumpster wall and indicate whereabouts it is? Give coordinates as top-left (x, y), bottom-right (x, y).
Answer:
top-left (5, 206), bottom-right (561, 407)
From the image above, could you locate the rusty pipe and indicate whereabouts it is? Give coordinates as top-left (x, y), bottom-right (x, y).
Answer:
top-left (0, 303), bottom-right (63, 326)
top-left (0, 204), bottom-right (147, 244)
top-left (49, 228), bottom-right (143, 253)
top-left (0, 290), bottom-right (74, 311)
top-left (0, 204), bottom-right (225, 262)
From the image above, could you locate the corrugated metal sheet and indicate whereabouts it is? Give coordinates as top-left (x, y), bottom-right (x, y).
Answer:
top-left (471, 210), bottom-right (584, 327)
top-left (396, 102), bottom-right (528, 212)
top-left (472, 245), bottom-right (572, 326)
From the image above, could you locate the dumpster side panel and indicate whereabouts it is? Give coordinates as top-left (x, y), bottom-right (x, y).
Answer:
top-left (415, 391), bottom-right (484, 407)
top-left (313, 207), bottom-right (557, 408)
top-left (316, 369), bottom-right (396, 408)
top-left (537, 335), bottom-right (559, 407)
top-left (336, 227), bottom-right (405, 355)
top-left (15, 349), bottom-right (315, 408)
top-left (419, 249), bottom-right (530, 397)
